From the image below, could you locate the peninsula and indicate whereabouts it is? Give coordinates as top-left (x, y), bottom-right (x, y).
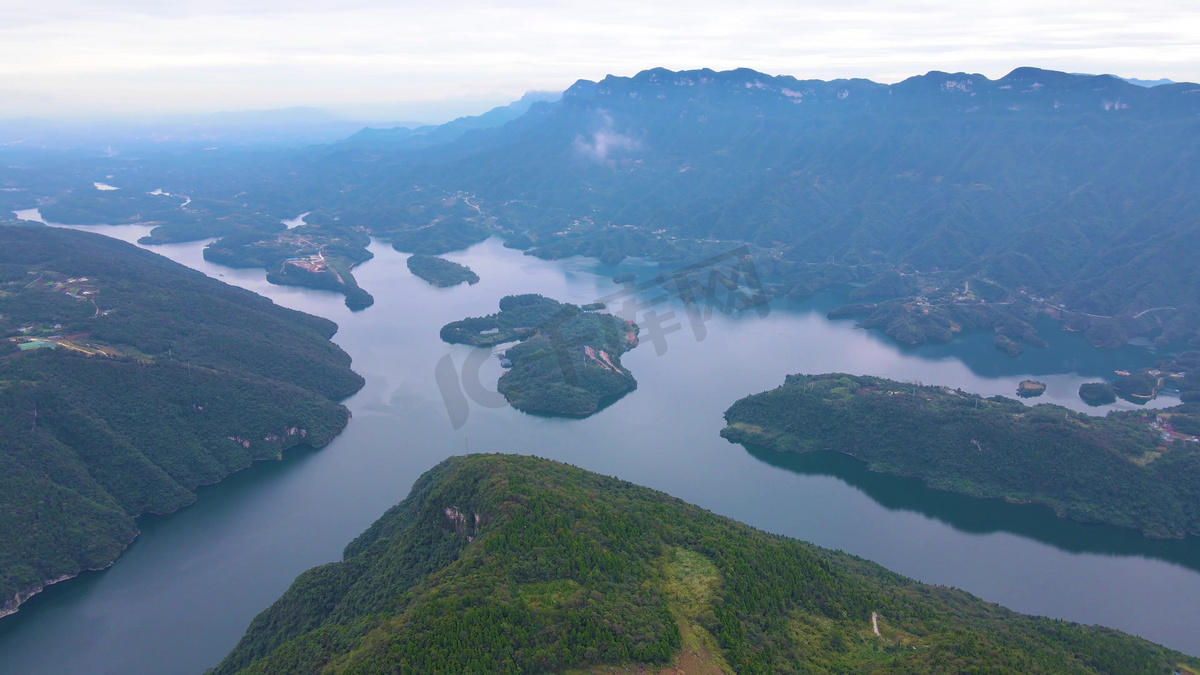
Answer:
top-left (722, 373), bottom-right (1200, 538)
top-left (202, 215), bottom-right (375, 309)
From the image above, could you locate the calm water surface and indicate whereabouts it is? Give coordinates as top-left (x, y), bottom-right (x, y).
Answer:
top-left (1, 218), bottom-right (1198, 673)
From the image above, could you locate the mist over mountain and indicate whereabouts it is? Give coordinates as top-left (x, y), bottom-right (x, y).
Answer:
top-left (314, 66), bottom-right (1200, 348)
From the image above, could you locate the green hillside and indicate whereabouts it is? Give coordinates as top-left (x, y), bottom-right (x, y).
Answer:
top-left (721, 373), bottom-right (1200, 538)
top-left (214, 454), bottom-right (1197, 674)
top-left (0, 226), bottom-right (365, 616)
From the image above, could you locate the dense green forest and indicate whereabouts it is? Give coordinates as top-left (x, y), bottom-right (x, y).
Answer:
top-left (441, 294), bottom-right (640, 415)
top-left (40, 189), bottom-right (284, 244)
top-left (0, 226), bottom-right (364, 616)
top-left (8, 68), bottom-right (1198, 350)
top-left (1079, 382), bottom-right (1119, 406)
top-left (441, 293), bottom-right (572, 346)
top-left (722, 373), bottom-right (1200, 538)
top-left (391, 214), bottom-right (491, 255)
top-left (212, 454), bottom-right (1198, 674)
top-left (405, 254), bottom-right (479, 287)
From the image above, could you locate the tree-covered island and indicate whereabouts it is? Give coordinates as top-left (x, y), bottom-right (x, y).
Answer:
top-left (405, 254), bottom-right (479, 287)
top-left (1016, 380), bottom-right (1046, 398)
top-left (1079, 382), bottom-right (1119, 406)
top-left (441, 294), bottom-right (639, 416)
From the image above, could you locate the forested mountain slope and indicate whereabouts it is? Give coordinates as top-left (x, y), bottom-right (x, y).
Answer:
top-left (213, 454), bottom-right (1197, 674)
top-left (413, 67), bottom-right (1200, 348)
top-left (0, 226), bottom-right (364, 617)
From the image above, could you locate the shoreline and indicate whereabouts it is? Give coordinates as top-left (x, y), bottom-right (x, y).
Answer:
top-left (720, 427), bottom-right (1195, 542)
top-left (0, 412), bottom-right (353, 621)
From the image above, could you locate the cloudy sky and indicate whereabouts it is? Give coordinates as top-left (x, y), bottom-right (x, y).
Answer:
top-left (2, 0), bottom-right (1197, 120)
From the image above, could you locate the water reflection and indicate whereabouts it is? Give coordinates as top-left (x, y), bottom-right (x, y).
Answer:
top-left (740, 443), bottom-right (1200, 573)
top-left (816, 294), bottom-right (1181, 386)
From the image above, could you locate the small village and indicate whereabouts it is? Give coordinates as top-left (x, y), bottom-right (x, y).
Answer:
top-left (23, 270), bottom-right (103, 300)
top-left (229, 229), bottom-right (349, 283)
top-left (1148, 415), bottom-right (1200, 445)
top-left (2, 271), bottom-right (120, 359)
top-left (5, 333), bottom-right (119, 359)
top-left (8, 270), bottom-right (107, 310)
top-left (283, 253), bottom-right (343, 284)
top-left (270, 233), bottom-right (333, 271)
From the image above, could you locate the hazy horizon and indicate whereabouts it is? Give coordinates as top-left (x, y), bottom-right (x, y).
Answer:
top-left (2, 0), bottom-right (1197, 118)
top-left (0, 68), bottom-right (1188, 128)
top-left (0, 93), bottom-right (550, 127)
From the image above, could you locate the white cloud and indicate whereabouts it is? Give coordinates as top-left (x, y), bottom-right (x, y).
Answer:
top-left (573, 112), bottom-right (641, 163)
top-left (0, 0), bottom-right (1197, 117)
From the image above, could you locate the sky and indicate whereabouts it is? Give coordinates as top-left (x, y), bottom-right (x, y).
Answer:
top-left (2, 0), bottom-right (1198, 121)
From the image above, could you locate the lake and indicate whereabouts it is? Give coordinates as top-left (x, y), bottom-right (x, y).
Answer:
top-left (1, 219), bottom-right (1198, 673)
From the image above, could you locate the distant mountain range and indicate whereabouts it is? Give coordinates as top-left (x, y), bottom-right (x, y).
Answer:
top-left (0, 92), bottom-right (560, 151)
top-left (0, 108), bottom-right (387, 151)
top-left (4, 66), bottom-right (1199, 349)
top-left (1075, 74), bottom-right (1177, 88)
top-left (1123, 77), bottom-right (1177, 87)
top-left (337, 91), bottom-right (560, 151)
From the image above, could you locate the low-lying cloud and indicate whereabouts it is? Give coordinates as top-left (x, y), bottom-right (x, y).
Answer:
top-left (573, 113), bottom-right (640, 163)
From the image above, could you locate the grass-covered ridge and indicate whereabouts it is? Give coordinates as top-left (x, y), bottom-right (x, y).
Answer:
top-left (441, 294), bottom-right (640, 416)
top-left (0, 226), bottom-right (364, 616)
top-left (722, 373), bottom-right (1200, 538)
top-left (214, 454), bottom-right (1198, 674)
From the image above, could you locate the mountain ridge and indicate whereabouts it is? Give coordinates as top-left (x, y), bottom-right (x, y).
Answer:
top-left (212, 454), bottom-right (1200, 674)
top-left (559, 66), bottom-right (1200, 115)
top-left (10, 66), bottom-right (1200, 350)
